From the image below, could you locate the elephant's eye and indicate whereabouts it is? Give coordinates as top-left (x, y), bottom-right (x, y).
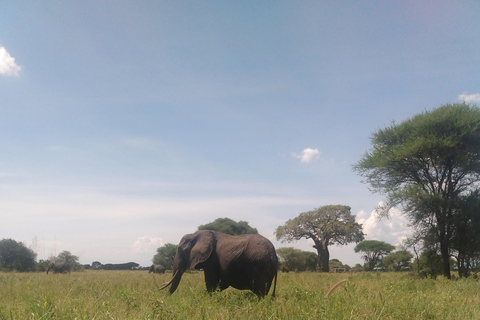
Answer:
top-left (178, 247), bottom-right (186, 254)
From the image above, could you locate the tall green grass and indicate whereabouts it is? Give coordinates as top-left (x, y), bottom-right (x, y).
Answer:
top-left (0, 271), bottom-right (478, 319)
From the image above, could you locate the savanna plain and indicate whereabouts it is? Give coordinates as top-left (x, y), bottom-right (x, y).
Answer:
top-left (0, 271), bottom-right (478, 320)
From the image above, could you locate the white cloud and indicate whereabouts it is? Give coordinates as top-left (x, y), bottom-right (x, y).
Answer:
top-left (0, 46), bottom-right (21, 76)
top-left (458, 92), bottom-right (480, 103)
top-left (131, 236), bottom-right (164, 253)
top-left (292, 148), bottom-right (320, 163)
top-left (356, 203), bottom-right (411, 246)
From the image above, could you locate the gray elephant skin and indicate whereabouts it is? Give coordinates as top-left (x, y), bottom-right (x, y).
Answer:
top-left (46, 262), bottom-right (71, 274)
top-left (160, 230), bottom-right (278, 298)
top-left (149, 264), bottom-right (166, 274)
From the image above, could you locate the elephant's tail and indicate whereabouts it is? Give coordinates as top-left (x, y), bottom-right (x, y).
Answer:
top-left (271, 270), bottom-right (277, 298)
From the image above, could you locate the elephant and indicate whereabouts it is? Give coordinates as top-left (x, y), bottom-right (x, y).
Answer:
top-left (46, 262), bottom-right (70, 274)
top-left (149, 264), bottom-right (166, 274)
top-left (160, 230), bottom-right (278, 299)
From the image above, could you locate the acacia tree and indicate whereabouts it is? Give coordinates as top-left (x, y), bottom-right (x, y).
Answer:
top-left (275, 205), bottom-right (364, 272)
top-left (354, 103), bottom-right (480, 278)
top-left (354, 240), bottom-right (395, 271)
top-left (382, 250), bottom-right (413, 271)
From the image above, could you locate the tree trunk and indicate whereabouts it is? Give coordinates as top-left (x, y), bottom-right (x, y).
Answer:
top-left (440, 241), bottom-right (451, 279)
top-left (436, 206), bottom-right (452, 279)
top-left (313, 239), bottom-right (330, 272)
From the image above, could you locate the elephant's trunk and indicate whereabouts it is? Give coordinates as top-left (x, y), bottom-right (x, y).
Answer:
top-left (159, 270), bottom-right (183, 293)
top-left (168, 270), bottom-right (183, 294)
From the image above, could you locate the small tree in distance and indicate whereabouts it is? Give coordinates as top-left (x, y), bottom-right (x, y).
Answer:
top-left (54, 250), bottom-right (81, 271)
top-left (382, 250), bottom-right (413, 271)
top-left (275, 205), bottom-right (364, 272)
top-left (153, 243), bottom-right (177, 270)
top-left (355, 240), bottom-right (395, 271)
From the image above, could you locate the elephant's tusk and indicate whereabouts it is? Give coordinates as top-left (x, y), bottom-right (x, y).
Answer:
top-left (158, 271), bottom-right (178, 290)
top-left (158, 280), bottom-right (172, 290)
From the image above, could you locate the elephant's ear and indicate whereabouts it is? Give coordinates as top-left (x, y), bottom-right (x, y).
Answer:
top-left (189, 230), bottom-right (215, 269)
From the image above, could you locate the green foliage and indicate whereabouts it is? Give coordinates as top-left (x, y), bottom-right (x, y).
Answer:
top-left (0, 238), bottom-right (36, 272)
top-left (0, 271), bottom-right (478, 319)
top-left (352, 263), bottom-right (364, 272)
top-left (56, 251), bottom-right (78, 264)
top-left (354, 240), bottom-right (395, 271)
top-left (354, 103), bottom-right (480, 278)
top-left (276, 247), bottom-right (317, 272)
top-left (382, 250), bottom-right (413, 271)
top-left (276, 205), bottom-right (364, 272)
top-left (36, 259), bottom-right (50, 272)
top-left (413, 249), bottom-right (456, 279)
top-left (152, 243), bottom-right (177, 269)
top-left (329, 259), bottom-right (344, 270)
top-left (198, 217), bottom-right (258, 235)
top-left (452, 191), bottom-right (480, 277)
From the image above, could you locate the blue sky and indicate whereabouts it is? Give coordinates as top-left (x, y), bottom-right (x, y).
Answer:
top-left (1, 1), bottom-right (479, 267)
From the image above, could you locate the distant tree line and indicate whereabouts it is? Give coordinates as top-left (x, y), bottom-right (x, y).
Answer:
top-left (90, 262), bottom-right (141, 270)
top-left (0, 238), bottom-right (143, 273)
top-left (0, 238), bottom-right (83, 272)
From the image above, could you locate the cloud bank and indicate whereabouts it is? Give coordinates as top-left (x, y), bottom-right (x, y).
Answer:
top-left (0, 46), bottom-right (21, 76)
top-left (356, 204), bottom-right (411, 247)
top-left (292, 148), bottom-right (320, 163)
top-left (458, 92), bottom-right (480, 103)
top-left (131, 236), bottom-right (164, 253)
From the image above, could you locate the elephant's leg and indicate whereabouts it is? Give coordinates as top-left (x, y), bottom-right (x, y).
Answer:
top-left (252, 273), bottom-right (271, 298)
top-left (203, 268), bottom-right (220, 293)
top-left (218, 276), bottom-right (230, 291)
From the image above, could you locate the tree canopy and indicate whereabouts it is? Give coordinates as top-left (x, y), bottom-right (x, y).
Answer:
top-left (152, 243), bottom-right (177, 269)
top-left (276, 247), bottom-right (317, 272)
top-left (53, 250), bottom-right (81, 271)
top-left (354, 103), bottom-right (480, 278)
top-left (198, 217), bottom-right (258, 235)
top-left (275, 205), bottom-right (364, 272)
top-left (0, 239), bottom-right (37, 272)
top-left (382, 250), bottom-right (413, 271)
top-left (354, 240), bottom-right (395, 271)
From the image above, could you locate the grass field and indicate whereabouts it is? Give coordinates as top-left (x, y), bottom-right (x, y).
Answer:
top-left (0, 270), bottom-right (479, 319)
